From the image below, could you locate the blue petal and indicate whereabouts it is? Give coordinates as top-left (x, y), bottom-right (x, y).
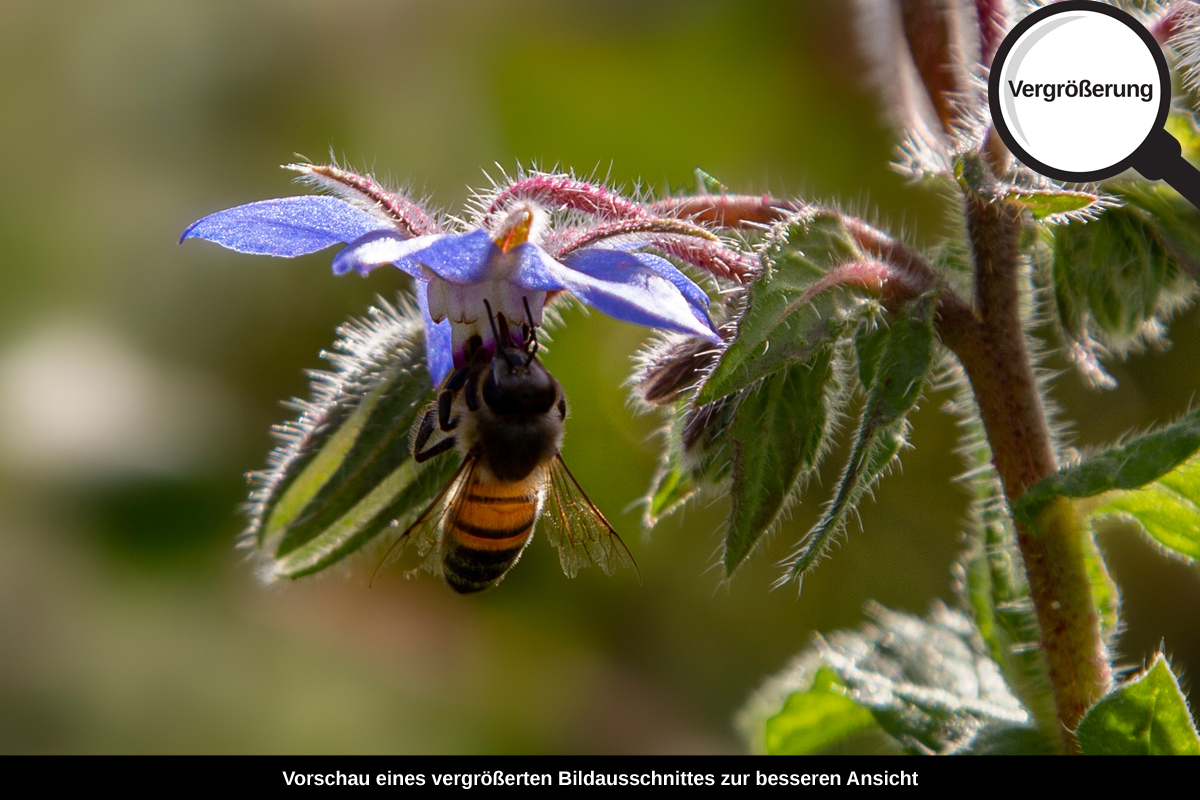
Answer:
top-left (547, 251), bottom-right (720, 341)
top-left (332, 230), bottom-right (444, 277)
top-left (509, 243), bottom-right (568, 291)
top-left (181, 196), bottom-right (386, 257)
top-left (399, 229), bottom-right (500, 284)
top-left (417, 281), bottom-right (453, 386)
top-left (563, 248), bottom-right (715, 333)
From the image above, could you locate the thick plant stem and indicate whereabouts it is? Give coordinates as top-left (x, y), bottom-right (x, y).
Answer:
top-left (957, 195), bottom-right (1111, 752)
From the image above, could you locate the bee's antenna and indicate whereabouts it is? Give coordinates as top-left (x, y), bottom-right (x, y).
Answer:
top-left (522, 296), bottom-right (539, 366)
top-left (482, 299), bottom-right (516, 366)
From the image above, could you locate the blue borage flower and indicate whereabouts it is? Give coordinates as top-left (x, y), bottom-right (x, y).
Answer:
top-left (182, 164), bottom-right (756, 384)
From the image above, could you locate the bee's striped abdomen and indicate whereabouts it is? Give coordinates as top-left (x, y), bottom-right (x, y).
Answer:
top-left (441, 474), bottom-right (542, 594)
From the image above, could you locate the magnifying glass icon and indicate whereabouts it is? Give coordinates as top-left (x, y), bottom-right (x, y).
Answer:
top-left (990, 1), bottom-right (1200, 207)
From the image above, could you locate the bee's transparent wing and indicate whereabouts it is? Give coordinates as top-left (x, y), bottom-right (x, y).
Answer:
top-left (542, 454), bottom-right (638, 579)
top-left (372, 457), bottom-right (477, 583)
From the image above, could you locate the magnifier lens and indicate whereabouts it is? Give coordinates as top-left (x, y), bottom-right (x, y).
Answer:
top-left (992, 2), bottom-right (1200, 210)
top-left (998, 12), bottom-right (1161, 173)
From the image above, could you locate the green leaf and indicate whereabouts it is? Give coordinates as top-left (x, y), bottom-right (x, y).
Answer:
top-left (1050, 183), bottom-right (1199, 362)
top-left (765, 669), bottom-right (877, 755)
top-left (248, 295), bottom-right (451, 580)
top-left (642, 462), bottom-right (696, 529)
top-left (1013, 407), bottom-right (1200, 528)
top-left (1117, 183), bottom-right (1200, 277)
top-left (1005, 188), bottom-right (1105, 220)
top-left (270, 456), bottom-right (456, 579)
top-left (1054, 205), bottom-right (1167, 340)
top-left (724, 343), bottom-right (842, 574)
top-left (698, 212), bottom-right (874, 403)
top-left (853, 314), bottom-right (888, 388)
top-left (1012, 413), bottom-right (1200, 626)
top-left (639, 391), bottom-right (736, 530)
top-left (1093, 452), bottom-right (1200, 564)
top-left (783, 294), bottom-right (936, 580)
top-left (1082, 528), bottom-right (1121, 641)
top-left (738, 604), bottom-right (1038, 755)
top-left (1077, 654), bottom-right (1200, 755)
top-left (693, 167), bottom-right (729, 195)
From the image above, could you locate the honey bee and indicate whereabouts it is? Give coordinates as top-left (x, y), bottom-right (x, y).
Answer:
top-left (378, 299), bottom-right (635, 593)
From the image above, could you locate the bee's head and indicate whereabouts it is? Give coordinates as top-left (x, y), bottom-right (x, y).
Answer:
top-left (478, 297), bottom-right (557, 415)
top-left (483, 349), bottom-right (557, 415)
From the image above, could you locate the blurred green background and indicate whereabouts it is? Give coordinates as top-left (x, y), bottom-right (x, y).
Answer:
top-left (1, 0), bottom-right (1197, 753)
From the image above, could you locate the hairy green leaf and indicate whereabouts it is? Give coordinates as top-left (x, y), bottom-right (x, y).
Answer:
top-left (725, 343), bottom-right (842, 574)
top-left (247, 295), bottom-right (451, 580)
top-left (738, 604), bottom-right (1037, 755)
top-left (1053, 206), bottom-right (1168, 341)
top-left (765, 669), bottom-right (877, 755)
top-left (1005, 188), bottom-right (1104, 220)
top-left (1118, 183), bottom-right (1200, 277)
top-left (853, 314), bottom-right (888, 389)
top-left (642, 462), bottom-right (696, 529)
top-left (271, 456), bottom-right (457, 579)
top-left (1093, 452), bottom-right (1200, 564)
top-left (693, 167), bottom-right (730, 195)
top-left (783, 295), bottom-right (936, 580)
top-left (639, 392), bottom-right (736, 529)
top-left (698, 212), bottom-right (873, 403)
top-left (1081, 525), bottom-right (1122, 639)
top-left (1050, 183), bottom-right (1199, 371)
top-left (1013, 407), bottom-right (1200, 527)
top-left (819, 604), bottom-right (1031, 754)
top-left (1077, 654), bottom-right (1200, 755)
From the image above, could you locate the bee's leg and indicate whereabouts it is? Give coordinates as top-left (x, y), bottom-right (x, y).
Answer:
top-left (438, 390), bottom-right (458, 432)
top-left (415, 436), bottom-right (457, 463)
top-left (413, 407), bottom-right (457, 463)
top-left (412, 407), bottom-right (437, 454)
top-left (464, 374), bottom-right (480, 412)
top-left (437, 366), bottom-right (471, 432)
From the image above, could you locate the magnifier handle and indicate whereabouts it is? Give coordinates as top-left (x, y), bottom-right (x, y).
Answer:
top-left (1133, 128), bottom-right (1200, 211)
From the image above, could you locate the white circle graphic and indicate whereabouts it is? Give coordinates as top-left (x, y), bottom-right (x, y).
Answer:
top-left (998, 12), bottom-right (1161, 173)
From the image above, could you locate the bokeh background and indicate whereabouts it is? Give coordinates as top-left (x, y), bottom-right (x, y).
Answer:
top-left (2, 0), bottom-right (1197, 753)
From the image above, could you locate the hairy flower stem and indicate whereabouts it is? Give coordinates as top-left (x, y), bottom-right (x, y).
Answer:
top-left (960, 196), bottom-right (1110, 753)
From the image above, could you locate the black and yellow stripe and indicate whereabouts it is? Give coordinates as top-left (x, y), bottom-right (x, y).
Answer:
top-left (441, 473), bottom-right (542, 594)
